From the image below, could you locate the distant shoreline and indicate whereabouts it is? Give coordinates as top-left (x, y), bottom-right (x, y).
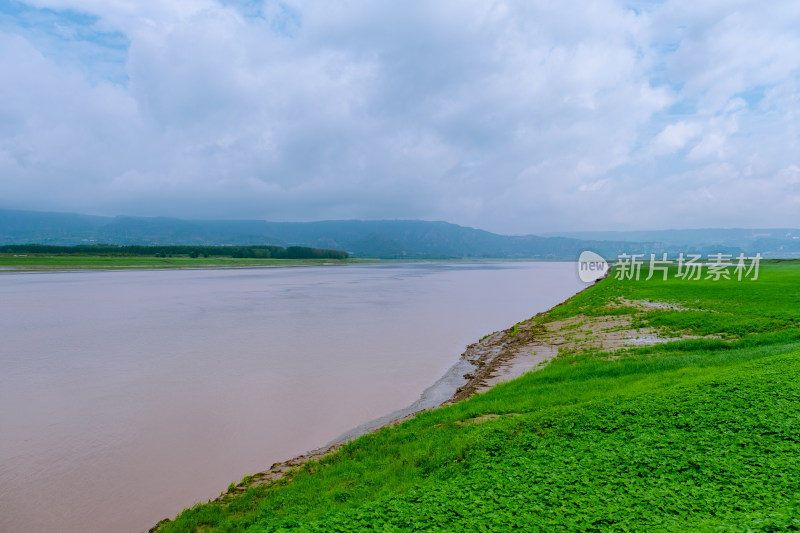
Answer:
top-left (0, 256), bottom-right (371, 273)
top-left (0, 256), bottom-right (574, 273)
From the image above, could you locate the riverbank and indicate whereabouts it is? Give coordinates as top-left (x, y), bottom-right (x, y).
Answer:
top-left (151, 259), bottom-right (800, 531)
top-left (150, 288), bottom-right (590, 516)
top-left (156, 276), bottom-right (717, 519)
top-left (0, 254), bottom-right (370, 271)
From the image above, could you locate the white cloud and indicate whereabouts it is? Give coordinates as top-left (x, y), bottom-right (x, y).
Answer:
top-left (0, 0), bottom-right (799, 232)
top-left (652, 121), bottom-right (702, 155)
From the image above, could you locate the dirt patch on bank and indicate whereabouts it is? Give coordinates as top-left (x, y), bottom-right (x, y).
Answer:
top-left (450, 299), bottom-right (719, 398)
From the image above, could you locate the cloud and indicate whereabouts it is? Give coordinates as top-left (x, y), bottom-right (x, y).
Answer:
top-left (652, 121), bottom-right (702, 155)
top-left (0, 0), bottom-right (799, 233)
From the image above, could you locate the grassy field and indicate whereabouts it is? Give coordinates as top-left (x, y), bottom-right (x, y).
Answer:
top-left (156, 260), bottom-right (800, 532)
top-left (0, 254), bottom-right (367, 270)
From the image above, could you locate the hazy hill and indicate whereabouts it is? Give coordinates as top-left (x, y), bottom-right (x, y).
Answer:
top-left (2, 208), bottom-right (795, 258)
top-left (544, 229), bottom-right (800, 257)
top-left (0, 209), bottom-right (108, 244)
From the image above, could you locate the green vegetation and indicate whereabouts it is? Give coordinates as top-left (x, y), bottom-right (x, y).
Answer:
top-left (157, 260), bottom-right (800, 532)
top-left (0, 244), bottom-right (356, 270)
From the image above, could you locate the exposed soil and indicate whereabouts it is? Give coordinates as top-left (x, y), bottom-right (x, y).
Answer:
top-left (459, 298), bottom-right (720, 397)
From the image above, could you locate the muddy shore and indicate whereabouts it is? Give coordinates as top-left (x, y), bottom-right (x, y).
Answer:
top-left (147, 308), bottom-right (550, 532)
top-left (150, 279), bottom-right (712, 532)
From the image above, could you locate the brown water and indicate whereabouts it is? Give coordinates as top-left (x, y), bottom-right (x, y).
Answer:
top-left (0, 262), bottom-right (583, 533)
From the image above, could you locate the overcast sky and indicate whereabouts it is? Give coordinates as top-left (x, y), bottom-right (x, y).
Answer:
top-left (1, 1), bottom-right (798, 234)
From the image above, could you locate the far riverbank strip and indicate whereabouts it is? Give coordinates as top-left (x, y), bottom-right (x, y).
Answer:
top-left (0, 255), bottom-right (373, 272)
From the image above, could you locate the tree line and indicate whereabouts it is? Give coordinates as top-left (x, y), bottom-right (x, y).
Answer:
top-left (0, 244), bottom-right (349, 260)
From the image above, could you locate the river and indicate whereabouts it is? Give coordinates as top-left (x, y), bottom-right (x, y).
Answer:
top-left (0, 262), bottom-right (583, 532)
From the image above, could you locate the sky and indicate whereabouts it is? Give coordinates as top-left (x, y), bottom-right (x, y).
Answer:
top-left (0, 0), bottom-right (799, 234)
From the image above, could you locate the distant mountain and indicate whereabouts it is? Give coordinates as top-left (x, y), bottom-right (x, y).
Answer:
top-left (1, 208), bottom-right (796, 258)
top-left (0, 209), bottom-right (109, 244)
top-left (543, 229), bottom-right (800, 258)
top-left (544, 228), bottom-right (800, 245)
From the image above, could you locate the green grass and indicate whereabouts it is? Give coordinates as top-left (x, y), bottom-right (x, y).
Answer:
top-left (547, 260), bottom-right (800, 337)
top-left (156, 260), bottom-right (800, 532)
top-left (0, 254), bottom-right (369, 270)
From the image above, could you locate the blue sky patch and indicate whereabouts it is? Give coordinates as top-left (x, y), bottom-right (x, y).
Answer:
top-left (1, 1), bottom-right (129, 84)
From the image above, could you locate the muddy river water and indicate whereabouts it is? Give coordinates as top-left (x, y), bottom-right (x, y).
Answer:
top-left (0, 262), bottom-right (583, 532)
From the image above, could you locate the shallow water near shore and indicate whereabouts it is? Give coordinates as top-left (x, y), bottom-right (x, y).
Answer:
top-left (0, 262), bottom-right (583, 533)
